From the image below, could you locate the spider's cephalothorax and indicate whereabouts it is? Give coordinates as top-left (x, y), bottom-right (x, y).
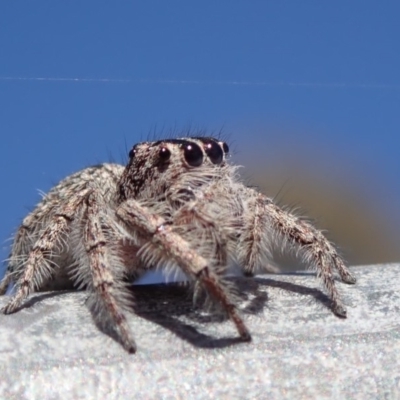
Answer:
top-left (117, 137), bottom-right (230, 201)
top-left (0, 136), bottom-right (356, 353)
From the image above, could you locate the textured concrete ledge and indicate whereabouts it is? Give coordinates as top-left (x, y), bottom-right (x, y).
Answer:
top-left (1, 264), bottom-right (400, 399)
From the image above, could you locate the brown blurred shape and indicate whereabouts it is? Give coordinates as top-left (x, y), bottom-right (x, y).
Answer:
top-left (231, 123), bottom-right (399, 271)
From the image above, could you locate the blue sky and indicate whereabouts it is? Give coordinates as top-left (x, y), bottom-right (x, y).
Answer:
top-left (1, 2), bottom-right (400, 280)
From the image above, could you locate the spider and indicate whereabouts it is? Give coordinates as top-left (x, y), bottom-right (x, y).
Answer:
top-left (0, 136), bottom-right (356, 353)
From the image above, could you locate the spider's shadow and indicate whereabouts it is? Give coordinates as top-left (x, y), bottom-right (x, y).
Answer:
top-left (7, 275), bottom-right (335, 351)
top-left (110, 275), bottom-right (335, 350)
top-left (2, 290), bottom-right (72, 313)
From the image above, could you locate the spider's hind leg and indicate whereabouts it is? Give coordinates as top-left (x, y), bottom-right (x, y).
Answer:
top-left (1, 191), bottom-right (91, 314)
top-left (331, 253), bottom-right (357, 284)
top-left (0, 219), bottom-right (38, 295)
top-left (0, 268), bottom-right (13, 295)
top-left (241, 190), bottom-right (356, 317)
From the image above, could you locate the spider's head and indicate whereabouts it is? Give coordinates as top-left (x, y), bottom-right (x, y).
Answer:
top-left (117, 137), bottom-right (230, 202)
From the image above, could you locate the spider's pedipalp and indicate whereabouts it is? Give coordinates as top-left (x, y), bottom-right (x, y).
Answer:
top-left (116, 199), bottom-right (251, 341)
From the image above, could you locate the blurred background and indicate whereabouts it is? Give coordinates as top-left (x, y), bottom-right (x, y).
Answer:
top-left (1, 1), bottom-right (399, 280)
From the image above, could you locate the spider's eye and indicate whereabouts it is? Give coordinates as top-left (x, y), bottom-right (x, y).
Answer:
top-left (219, 141), bottom-right (229, 154)
top-left (128, 145), bottom-right (137, 159)
top-left (204, 141), bottom-right (223, 165)
top-left (158, 146), bottom-right (171, 163)
top-left (183, 142), bottom-right (203, 167)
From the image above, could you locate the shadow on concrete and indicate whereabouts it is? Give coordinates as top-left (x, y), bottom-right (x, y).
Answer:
top-left (2, 274), bottom-right (336, 350)
top-left (122, 275), bottom-right (335, 349)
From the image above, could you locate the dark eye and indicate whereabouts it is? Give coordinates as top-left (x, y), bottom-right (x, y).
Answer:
top-left (204, 141), bottom-right (223, 164)
top-left (128, 145), bottom-right (137, 159)
top-left (219, 141), bottom-right (229, 154)
top-left (158, 146), bottom-right (171, 162)
top-left (183, 142), bottom-right (203, 167)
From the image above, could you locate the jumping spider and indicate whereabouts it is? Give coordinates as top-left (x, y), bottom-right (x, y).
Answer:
top-left (0, 136), bottom-right (356, 353)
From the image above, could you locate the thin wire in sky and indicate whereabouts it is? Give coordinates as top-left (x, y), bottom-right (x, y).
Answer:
top-left (0, 76), bottom-right (399, 90)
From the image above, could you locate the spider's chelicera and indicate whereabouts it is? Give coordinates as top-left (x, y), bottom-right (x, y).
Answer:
top-left (0, 136), bottom-right (356, 353)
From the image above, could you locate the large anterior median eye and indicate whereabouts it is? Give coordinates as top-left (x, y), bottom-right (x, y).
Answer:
top-left (183, 142), bottom-right (203, 167)
top-left (204, 140), bottom-right (223, 164)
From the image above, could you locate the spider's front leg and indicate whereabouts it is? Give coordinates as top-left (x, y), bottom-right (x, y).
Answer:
top-left (116, 199), bottom-right (251, 342)
top-left (242, 191), bottom-right (356, 317)
top-left (82, 193), bottom-right (137, 353)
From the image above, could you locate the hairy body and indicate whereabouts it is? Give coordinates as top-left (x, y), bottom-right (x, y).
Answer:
top-left (0, 136), bottom-right (356, 353)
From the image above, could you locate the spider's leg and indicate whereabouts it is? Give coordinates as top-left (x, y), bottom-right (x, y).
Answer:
top-left (1, 190), bottom-right (90, 314)
top-left (0, 269), bottom-right (13, 295)
top-left (82, 193), bottom-right (136, 353)
top-left (331, 253), bottom-right (357, 284)
top-left (0, 217), bottom-right (37, 295)
top-left (251, 192), bottom-right (355, 317)
top-left (237, 192), bottom-right (280, 276)
top-left (117, 199), bottom-right (251, 341)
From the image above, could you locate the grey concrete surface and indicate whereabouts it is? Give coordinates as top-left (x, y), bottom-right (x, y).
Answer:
top-left (1, 264), bottom-right (400, 399)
